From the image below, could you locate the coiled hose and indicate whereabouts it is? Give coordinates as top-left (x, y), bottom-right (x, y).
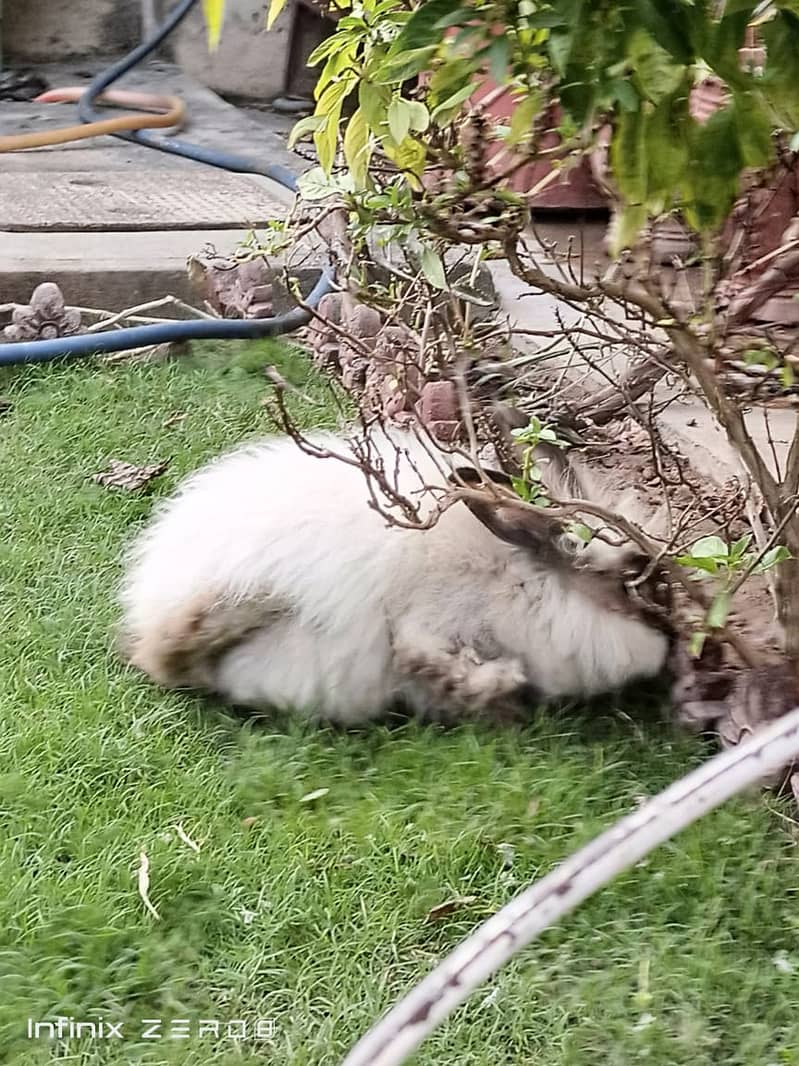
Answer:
top-left (0, 0), bottom-right (333, 365)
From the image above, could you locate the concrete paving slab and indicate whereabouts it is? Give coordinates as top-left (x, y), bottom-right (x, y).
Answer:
top-left (0, 172), bottom-right (289, 231)
top-left (1, 230), bottom-right (257, 309)
top-left (1, 60), bottom-right (309, 309)
top-left (489, 220), bottom-right (799, 487)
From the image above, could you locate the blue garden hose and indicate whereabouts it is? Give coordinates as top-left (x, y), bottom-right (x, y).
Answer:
top-left (0, 0), bottom-right (333, 366)
top-left (78, 0), bottom-right (301, 191)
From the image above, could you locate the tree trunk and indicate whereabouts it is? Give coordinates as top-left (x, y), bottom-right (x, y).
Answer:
top-left (776, 542), bottom-right (799, 661)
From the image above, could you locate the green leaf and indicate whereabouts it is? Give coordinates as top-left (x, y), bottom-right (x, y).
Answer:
top-left (675, 554), bottom-right (719, 575)
top-left (643, 90), bottom-right (691, 201)
top-left (690, 535), bottom-right (729, 559)
top-left (628, 27), bottom-right (686, 104)
top-left (373, 46), bottom-right (438, 84)
top-left (709, 6), bottom-right (759, 88)
top-left (633, 0), bottom-right (693, 64)
top-left (297, 166), bottom-right (339, 201)
top-left (507, 92), bottom-right (541, 146)
top-left (388, 97), bottom-right (413, 145)
top-left (606, 78), bottom-right (641, 113)
top-left (761, 14), bottom-right (799, 127)
top-left (733, 91), bottom-right (774, 168)
top-left (406, 101), bottom-right (430, 133)
top-left (430, 82), bottom-right (477, 125)
top-left (384, 136), bottom-right (426, 182)
top-left (489, 36), bottom-right (511, 82)
top-left (512, 476), bottom-right (532, 502)
top-left (343, 107), bottom-right (371, 188)
top-left (201, 0), bottom-right (226, 49)
top-left (419, 246), bottom-right (448, 289)
top-left (689, 629), bottom-right (708, 657)
top-left (393, 0), bottom-right (465, 53)
top-left (743, 348), bottom-right (778, 369)
top-left (307, 34), bottom-right (345, 68)
top-left (729, 533), bottom-right (753, 561)
top-left (287, 114), bottom-right (325, 149)
top-left (428, 57), bottom-right (475, 104)
top-left (706, 591), bottom-right (731, 630)
top-left (570, 522), bottom-right (594, 543)
top-left (607, 204), bottom-right (648, 255)
top-left (755, 545), bottom-right (793, 573)
top-left (313, 73), bottom-right (358, 172)
top-left (359, 81), bottom-right (391, 134)
top-left (317, 43), bottom-right (359, 89)
top-left (684, 105), bottom-right (743, 231)
top-left (314, 116), bottom-right (339, 174)
top-left (611, 105), bottom-right (647, 204)
top-left (546, 1), bottom-right (586, 76)
top-left (266, 0), bottom-right (289, 29)
top-left (722, 0), bottom-right (761, 15)
top-left (528, 463), bottom-right (543, 482)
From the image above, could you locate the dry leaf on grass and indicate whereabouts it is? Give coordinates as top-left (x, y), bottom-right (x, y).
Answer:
top-left (173, 822), bottom-right (201, 853)
top-left (93, 459), bottom-right (169, 492)
top-left (101, 342), bottom-right (189, 365)
top-left (496, 842), bottom-right (515, 869)
top-left (137, 850), bottom-right (160, 920)
top-left (425, 896), bottom-right (477, 922)
top-left (299, 787), bottom-right (329, 804)
top-left (162, 412), bottom-right (188, 428)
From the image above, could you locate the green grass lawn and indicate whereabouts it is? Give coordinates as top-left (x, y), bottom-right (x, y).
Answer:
top-left (1, 341), bottom-right (798, 1066)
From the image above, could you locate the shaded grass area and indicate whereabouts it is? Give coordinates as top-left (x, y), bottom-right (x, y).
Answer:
top-left (0, 341), bottom-right (798, 1065)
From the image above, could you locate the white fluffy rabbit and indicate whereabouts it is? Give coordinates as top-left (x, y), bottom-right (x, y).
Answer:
top-left (119, 429), bottom-right (669, 724)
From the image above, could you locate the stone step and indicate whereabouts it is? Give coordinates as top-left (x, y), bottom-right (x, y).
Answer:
top-left (1, 229), bottom-right (323, 319)
top-left (2, 230), bottom-right (254, 310)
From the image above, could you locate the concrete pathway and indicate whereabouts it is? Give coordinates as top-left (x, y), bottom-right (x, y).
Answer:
top-left (1, 60), bottom-right (302, 309)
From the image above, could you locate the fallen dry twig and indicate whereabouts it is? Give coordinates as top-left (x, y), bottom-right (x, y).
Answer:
top-left (136, 850), bottom-right (160, 921)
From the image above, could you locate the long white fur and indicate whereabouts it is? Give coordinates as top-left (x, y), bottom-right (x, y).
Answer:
top-left (120, 430), bottom-right (668, 723)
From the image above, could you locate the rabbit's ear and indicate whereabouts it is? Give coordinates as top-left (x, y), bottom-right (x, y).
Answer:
top-left (460, 493), bottom-right (565, 556)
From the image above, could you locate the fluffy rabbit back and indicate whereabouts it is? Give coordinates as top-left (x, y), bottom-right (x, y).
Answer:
top-left (120, 430), bottom-right (669, 722)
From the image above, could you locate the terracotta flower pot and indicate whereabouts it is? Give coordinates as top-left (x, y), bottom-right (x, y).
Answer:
top-left (467, 80), bottom-right (608, 209)
top-left (722, 164), bottom-right (799, 325)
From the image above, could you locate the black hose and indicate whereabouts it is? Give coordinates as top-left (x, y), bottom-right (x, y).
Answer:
top-left (0, 271), bottom-right (329, 365)
top-left (77, 0), bottom-right (299, 189)
top-left (0, 0), bottom-right (333, 366)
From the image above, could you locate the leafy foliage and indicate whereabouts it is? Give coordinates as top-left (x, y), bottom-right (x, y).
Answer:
top-left (201, 0), bottom-right (226, 49)
top-left (677, 533), bottom-right (791, 654)
top-left (266, 1), bottom-right (799, 247)
top-left (509, 416), bottom-right (565, 506)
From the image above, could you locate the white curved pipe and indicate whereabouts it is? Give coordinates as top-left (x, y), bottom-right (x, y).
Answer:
top-left (343, 707), bottom-right (799, 1066)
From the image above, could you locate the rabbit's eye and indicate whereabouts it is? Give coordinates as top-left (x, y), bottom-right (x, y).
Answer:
top-left (558, 533), bottom-right (584, 557)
